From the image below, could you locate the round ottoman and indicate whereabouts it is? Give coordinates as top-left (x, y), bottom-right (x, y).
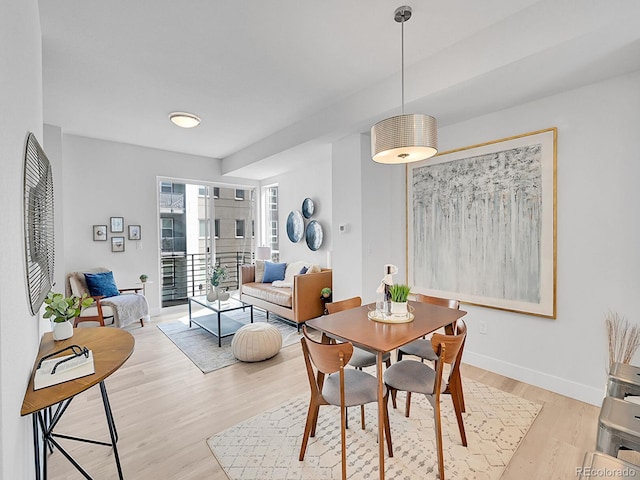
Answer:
top-left (232, 323), bottom-right (282, 362)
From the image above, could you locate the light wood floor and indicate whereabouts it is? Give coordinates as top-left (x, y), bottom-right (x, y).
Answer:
top-left (46, 308), bottom-right (601, 479)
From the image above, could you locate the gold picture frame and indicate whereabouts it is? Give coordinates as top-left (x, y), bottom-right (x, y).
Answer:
top-left (407, 128), bottom-right (557, 318)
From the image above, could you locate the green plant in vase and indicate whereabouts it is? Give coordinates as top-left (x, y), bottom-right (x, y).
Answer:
top-left (389, 284), bottom-right (411, 302)
top-left (43, 291), bottom-right (94, 340)
top-left (320, 287), bottom-right (332, 315)
top-left (389, 284), bottom-right (411, 315)
top-left (208, 265), bottom-right (229, 302)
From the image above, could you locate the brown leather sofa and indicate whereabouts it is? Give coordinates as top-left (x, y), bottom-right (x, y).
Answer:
top-left (240, 263), bottom-right (332, 328)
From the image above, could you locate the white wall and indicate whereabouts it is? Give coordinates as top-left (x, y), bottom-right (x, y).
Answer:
top-left (331, 135), bottom-right (364, 300)
top-left (0, 0), bottom-right (43, 478)
top-left (360, 135), bottom-right (407, 303)
top-left (262, 146), bottom-right (333, 268)
top-left (450, 71), bottom-right (640, 405)
top-left (60, 134), bottom-right (258, 314)
top-left (330, 134), bottom-right (406, 303)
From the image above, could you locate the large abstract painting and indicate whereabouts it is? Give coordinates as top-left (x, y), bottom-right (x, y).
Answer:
top-left (407, 129), bottom-right (556, 317)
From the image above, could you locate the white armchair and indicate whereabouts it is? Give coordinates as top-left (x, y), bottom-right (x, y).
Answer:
top-left (65, 268), bottom-right (149, 328)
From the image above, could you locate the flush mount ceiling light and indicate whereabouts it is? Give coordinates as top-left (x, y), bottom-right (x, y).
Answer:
top-left (371, 6), bottom-right (438, 164)
top-left (169, 112), bottom-right (201, 128)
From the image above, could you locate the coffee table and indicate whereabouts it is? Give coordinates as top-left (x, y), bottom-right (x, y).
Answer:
top-left (188, 295), bottom-right (253, 347)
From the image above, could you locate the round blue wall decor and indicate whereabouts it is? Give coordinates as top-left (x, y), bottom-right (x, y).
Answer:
top-left (305, 220), bottom-right (323, 251)
top-left (286, 210), bottom-right (304, 243)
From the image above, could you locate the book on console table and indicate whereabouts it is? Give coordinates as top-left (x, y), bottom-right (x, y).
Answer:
top-left (34, 350), bottom-right (95, 390)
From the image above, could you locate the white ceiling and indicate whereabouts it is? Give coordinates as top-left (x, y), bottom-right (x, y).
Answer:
top-left (39, 0), bottom-right (640, 180)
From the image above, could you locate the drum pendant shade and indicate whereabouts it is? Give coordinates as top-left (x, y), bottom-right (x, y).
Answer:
top-left (371, 6), bottom-right (438, 164)
top-left (371, 113), bottom-right (437, 164)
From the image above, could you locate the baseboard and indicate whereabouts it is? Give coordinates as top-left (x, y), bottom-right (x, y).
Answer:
top-left (464, 351), bottom-right (604, 406)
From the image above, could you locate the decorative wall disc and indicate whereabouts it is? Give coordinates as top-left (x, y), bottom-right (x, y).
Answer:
top-left (23, 133), bottom-right (55, 315)
top-left (286, 210), bottom-right (304, 243)
top-left (305, 220), bottom-right (323, 251)
top-left (302, 198), bottom-right (315, 219)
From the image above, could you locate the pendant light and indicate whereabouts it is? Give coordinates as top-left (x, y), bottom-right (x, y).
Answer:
top-left (371, 6), bottom-right (438, 164)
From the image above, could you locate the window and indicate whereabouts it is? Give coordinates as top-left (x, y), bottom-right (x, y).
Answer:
top-left (199, 219), bottom-right (210, 238)
top-left (214, 219), bottom-right (220, 239)
top-left (270, 221), bottom-right (278, 247)
top-left (213, 187), bottom-right (220, 198)
top-left (263, 185), bottom-right (279, 253)
top-left (198, 186), bottom-right (206, 196)
top-left (235, 189), bottom-right (245, 201)
top-left (161, 218), bottom-right (173, 238)
top-left (251, 220), bottom-right (255, 238)
top-left (160, 182), bottom-right (173, 193)
top-left (235, 219), bottom-right (245, 238)
top-left (268, 187), bottom-right (278, 210)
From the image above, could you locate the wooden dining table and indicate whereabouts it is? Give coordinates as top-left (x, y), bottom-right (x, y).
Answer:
top-left (306, 300), bottom-right (466, 480)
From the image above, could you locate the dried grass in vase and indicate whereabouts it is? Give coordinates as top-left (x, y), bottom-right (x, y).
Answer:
top-left (606, 310), bottom-right (640, 371)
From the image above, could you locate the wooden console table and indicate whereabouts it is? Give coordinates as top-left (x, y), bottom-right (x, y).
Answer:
top-left (21, 328), bottom-right (135, 479)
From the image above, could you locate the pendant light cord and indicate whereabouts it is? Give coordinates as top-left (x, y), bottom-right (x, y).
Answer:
top-left (401, 14), bottom-right (405, 115)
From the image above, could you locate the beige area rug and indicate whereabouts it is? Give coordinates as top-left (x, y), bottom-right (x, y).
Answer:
top-left (207, 378), bottom-right (542, 479)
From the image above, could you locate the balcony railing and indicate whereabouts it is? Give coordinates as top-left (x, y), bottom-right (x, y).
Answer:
top-left (161, 251), bottom-right (253, 307)
top-left (159, 193), bottom-right (185, 210)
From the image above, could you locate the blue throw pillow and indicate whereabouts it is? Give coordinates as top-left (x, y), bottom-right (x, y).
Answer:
top-left (262, 262), bottom-right (287, 283)
top-left (299, 266), bottom-right (309, 275)
top-left (84, 271), bottom-right (120, 298)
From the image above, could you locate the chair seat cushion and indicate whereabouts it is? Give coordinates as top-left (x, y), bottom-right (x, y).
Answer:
top-left (399, 339), bottom-right (438, 361)
top-left (241, 283), bottom-right (292, 308)
top-left (384, 360), bottom-right (445, 395)
top-left (349, 347), bottom-right (391, 369)
top-left (80, 304), bottom-right (114, 318)
top-left (323, 369), bottom-right (385, 407)
top-left (84, 271), bottom-right (120, 298)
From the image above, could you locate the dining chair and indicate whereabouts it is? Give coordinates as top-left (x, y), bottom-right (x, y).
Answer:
top-left (383, 319), bottom-right (467, 480)
top-left (326, 297), bottom-right (391, 369)
top-left (397, 294), bottom-right (459, 362)
top-left (397, 294), bottom-right (466, 412)
top-left (299, 326), bottom-right (393, 480)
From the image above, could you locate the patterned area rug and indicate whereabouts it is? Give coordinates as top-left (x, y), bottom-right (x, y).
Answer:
top-left (157, 309), bottom-right (299, 373)
top-left (207, 378), bottom-right (542, 479)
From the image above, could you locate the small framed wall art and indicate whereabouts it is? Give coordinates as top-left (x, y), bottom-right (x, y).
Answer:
top-left (110, 216), bottom-right (124, 233)
top-left (93, 225), bottom-right (107, 241)
top-left (93, 225), bottom-right (107, 242)
top-left (128, 225), bottom-right (141, 240)
top-left (111, 236), bottom-right (125, 252)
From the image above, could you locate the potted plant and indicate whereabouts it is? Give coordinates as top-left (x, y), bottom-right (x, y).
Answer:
top-left (43, 291), bottom-right (94, 340)
top-left (389, 284), bottom-right (411, 315)
top-left (320, 287), bottom-right (332, 314)
top-left (139, 274), bottom-right (148, 283)
top-left (208, 265), bottom-right (229, 302)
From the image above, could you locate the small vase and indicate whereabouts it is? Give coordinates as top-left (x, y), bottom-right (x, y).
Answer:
top-left (207, 287), bottom-right (218, 302)
top-left (218, 288), bottom-right (230, 301)
top-left (390, 301), bottom-right (408, 315)
top-left (52, 320), bottom-right (74, 341)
